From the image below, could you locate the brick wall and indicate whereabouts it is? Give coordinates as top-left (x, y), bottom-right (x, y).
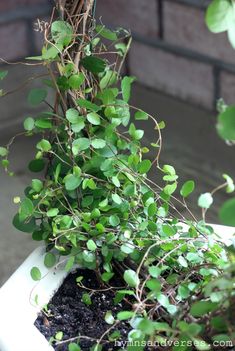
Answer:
top-left (0, 0), bottom-right (51, 61)
top-left (97, 0), bottom-right (235, 110)
top-left (1, 0), bottom-right (235, 111)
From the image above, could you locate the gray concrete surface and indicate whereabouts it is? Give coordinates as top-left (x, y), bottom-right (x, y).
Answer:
top-left (0, 77), bottom-right (234, 286)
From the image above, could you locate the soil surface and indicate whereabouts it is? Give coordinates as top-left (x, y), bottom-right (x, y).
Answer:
top-left (35, 268), bottom-right (131, 351)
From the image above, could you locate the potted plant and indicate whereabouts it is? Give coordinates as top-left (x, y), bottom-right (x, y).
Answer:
top-left (0, 1), bottom-right (235, 351)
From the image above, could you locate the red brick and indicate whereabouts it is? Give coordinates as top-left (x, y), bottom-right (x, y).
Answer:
top-left (0, 21), bottom-right (28, 61)
top-left (0, 0), bottom-right (48, 12)
top-left (164, 1), bottom-right (235, 65)
top-left (129, 41), bottom-right (214, 109)
top-left (220, 71), bottom-right (235, 105)
top-left (96, 0), bottom-right (158, 38)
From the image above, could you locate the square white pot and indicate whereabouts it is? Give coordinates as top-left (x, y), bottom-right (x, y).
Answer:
top-left (0, 224), bottom-right (234, 351)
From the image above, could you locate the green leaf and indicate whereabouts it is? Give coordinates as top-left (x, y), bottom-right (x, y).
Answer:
top-left (137, 159), bottom-right (152, 174)
top-left (28, 159), bottom-right (45, 172)
top-left (65, 257), bottom-right (75, 271)
top-left (163, 164), bottom-right (176, 176)
top-left (71, 118), bottom-right (85, 133)
top-left (135, 110), bottom-right (148, 120)
top-left (217, 105), bottom-right (235, 140)
top-left (117, 311), bottom-right (134, 320)
top-left (205, 0), bottom-right (234, 33)
top-left (0, 70), bottom-right (8, 80)
top-left (219, 198), bottom-right (235, 226)
top-left (121, 243), bottom-right (134, 254)
top-left (72, 138), bottom-right (90, 155)
top-left (24, 117), bottom-right (35, 131)
top-left (12, 214), bottom-right (36, 233)
top-left (82, 293), bottom-right (92, 305)
top-left (30, 267), bottom-right (41, 281)
top-left (124, 269), bottom-right (140, 288)
top-left (47, 208), bottom-right (59, 217)
top-left (66, 108), bottom-right (79, 123)
top-left (121, 76), bottom-right (135, 103)
top-left (223, 173), bottom-right (235, 193)
top-left (51, 20), bottom-right (73, 46)
top-left (178, 285), bottom-right (190, 299)
top-left (82, 196), bottom-right (93, 207)
top-left (87, 239), bottom-right (97, 251)
top-left (31, 179), bottom-right (43, 192)
top-left (186, 252), bottom-right (202, 264)
top-left (164, 182), bottom-right (177, 195)
top-left (42, 45), bottom-right (61, 60)
top-left (190, 301), bottom-right (218, 317)
top-left (20, 198), bottom-right (34, 220)
top-left (69, 73), bottom-right (85, 89)
top-left (0, 147), bottom-right (8, 157)
top-left (81, 56), bottom-right (106, 73)
top-left (77, 98), bottom-right (101, 112)
top-left (36, 139), bottom-right (51, 152)
top-left (156, 293), bottom-right (170, 308)
top-left (105, 311), bottom-right (115, 325)
top-left (198, 193), bottom-right (213, 209)
top-left (109, 215), bottom-right (120, 226)
top-left (44, 252), bottom-right (56, 268)
top-left (55, 331), bottom-right (64, 341)
top-left (129, 123), bottom-right (144, 140)
top-left (96, 25), bottom-right (117, 40)
top-left (101, 272), bottom-right (114, 282)
top-left (68, 343), bottom-right (81, 351)
top-left (148, 203), bottom-right (157, 217)
top-left (35, 118), bottom-right (52, 129)
top-left (178, 255), bottom-right (188, 268)
top-left (112, 176), bottom-right (120, 187)
top-left (65, 174), bottom-right (82, 191)
top-left (28, 88), bottom-right (47, 106)
top-left (112, 193), bottom-right (122, 204)
top-left (87, 112), bottom-right (101, 125)
top-left (180, 180), bottom-right (195, 198)
top-left (148, 266), bottom-right (161, 278)
top-left (100, 71), bottom-right (117, 89)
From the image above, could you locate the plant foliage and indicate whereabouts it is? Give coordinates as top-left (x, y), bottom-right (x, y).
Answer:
top-left (0, 1), bottom-right (235, 350)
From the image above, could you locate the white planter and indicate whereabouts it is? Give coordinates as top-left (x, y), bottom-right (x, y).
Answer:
top-left (0, 224), bottom-right (234, 351)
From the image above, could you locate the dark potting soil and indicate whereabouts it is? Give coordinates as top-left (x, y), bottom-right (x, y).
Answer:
top-left (35, 268), bottom-right (131, 351)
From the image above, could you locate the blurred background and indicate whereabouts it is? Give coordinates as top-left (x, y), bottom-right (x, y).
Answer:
top-left (0, 0), bottom-right (235, 285)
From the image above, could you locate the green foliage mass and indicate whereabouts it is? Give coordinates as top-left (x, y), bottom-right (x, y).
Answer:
top-left (0, 9), bottom-right (235, 351)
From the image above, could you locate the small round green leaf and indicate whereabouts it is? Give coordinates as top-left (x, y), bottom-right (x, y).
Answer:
top-left (65, 174), bottom-right (82, 191)
top-left (198, 193), bottom-right (213, 209)
top-left (47, 208), bottom-right (59, 217)
top-left (137, 159), bottom-right (152, 174)
top-left (124, 269), bottom-right (140, 288)
top-left (36, 139), bottom-right (51, 152)
top-left (117, 311), bottom-right (134, 321)
top-left (180, 180), bottom-right (195, 198)
top-left (81, 56), bottom-right (106, 73)
top-left (24, 117), bottom-right (35, 131)
top-left (217, 106), bottom-right (235, 141)
top-left (28, 159), bottom-right (45, 172)
top-left (30, 267), bottom-right (41, 281)
top-left (87, 239), bottom-right (97, 251)
top-left (109, 215), bottom-right (120, 227)
top-left (69, 73), bottom-right (85, 89)
top-left (219, 198), bottom-right (235, 226)
top-left (0, 147), bottom-right (8, 157)
top-left (28, 88), bottom-right (47, 106)
top-left (87, 112), bottom-right (101, 125)
top-left (91, 139), bottom-right (106, 149)
top-left (44, 252), bottom-right (56, 268)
